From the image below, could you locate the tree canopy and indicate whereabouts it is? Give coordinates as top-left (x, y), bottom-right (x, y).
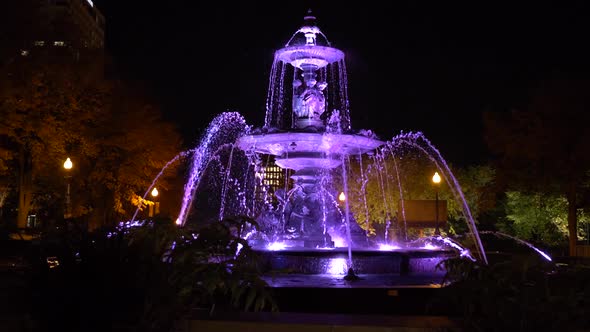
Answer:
top-left (484, 78), bottom-right (590, 255)
top-left (0, 50), bottom-right (182, 229)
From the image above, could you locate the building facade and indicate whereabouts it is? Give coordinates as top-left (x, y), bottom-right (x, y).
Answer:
top-left (43, 0), bottom-right (105, 49)
top-left (3, 0), bottom-right (105, 62)
top-left (257, 157), bottom-right (292, 206)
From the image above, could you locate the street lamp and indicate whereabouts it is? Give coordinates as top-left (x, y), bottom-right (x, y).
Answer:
top-left (432, 171), bottom-right (441, 235)
top-left (338, 191), bottom-right (346, 203)
top-left (63, 157), bottom-right (73, 219)
top-left (150, 187), bottom-right (160, 217)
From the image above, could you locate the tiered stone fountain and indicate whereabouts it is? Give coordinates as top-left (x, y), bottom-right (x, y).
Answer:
top-left (232, 12), bottom-right (468, 285)
top-left (130, 11), bottom-right (553, 294)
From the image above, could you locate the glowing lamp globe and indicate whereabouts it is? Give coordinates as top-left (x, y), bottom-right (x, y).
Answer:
top-left (63, 157), bottom-right (73, 170)
top-left (432, 172), bottom-right (441, 184)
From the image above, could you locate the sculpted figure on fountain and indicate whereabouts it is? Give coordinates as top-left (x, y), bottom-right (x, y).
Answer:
top-left (293, 75), bottom-right (327, 128)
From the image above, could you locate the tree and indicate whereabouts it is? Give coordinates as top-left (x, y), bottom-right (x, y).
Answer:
top-left (342, 152), bottom-right (436, 237)
top-left (449, 165), bottom-right (496, 233)
top-left (79, 81), bottom-right (182, 229)
top-left (0, 51), bottom-right (108, 228)
top-left (0, 49), bottom-right (182, 229)
top-left (500, 191), bottom-right (569, 247)
top-left (484, 78), bottom-right (590, 255)
top-left (342, 150), bottom-right (495, 239)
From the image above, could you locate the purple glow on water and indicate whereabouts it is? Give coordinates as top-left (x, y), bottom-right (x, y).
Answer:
top-left (326, 258), bottom-right (348, 275)
top-left (316, 247), bottom-right (335, 250)
top-left (267, 242), bottom-right (287, 251)
top-left (330, 234), bottom-right (347, 248)
top-left (422, 243), bottom-right (440, 250)
top-left (378, 244), bottom-right (401, 251)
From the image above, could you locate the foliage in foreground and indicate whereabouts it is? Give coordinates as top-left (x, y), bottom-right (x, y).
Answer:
top-left (432, 256), bottom-right (590, 332)
top-left (78, 216), bottom-right (276, 332)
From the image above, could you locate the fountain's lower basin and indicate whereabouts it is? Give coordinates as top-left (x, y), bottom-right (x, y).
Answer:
top-left (254, 248), bottom-right (455, 277)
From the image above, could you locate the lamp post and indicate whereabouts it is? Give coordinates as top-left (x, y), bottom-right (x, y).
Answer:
top-left (150, 187), bottom-right (160, 217)
top-left (63, 157), bottom-right (73, 219)
top-left (432, 171), bottom-right (441, 235)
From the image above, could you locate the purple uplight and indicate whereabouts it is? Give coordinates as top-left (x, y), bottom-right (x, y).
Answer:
top-left (378, 244), bottom-right (401, 251)
top-left (329, 233), bottom-right (347, 248)
top-left (422, 243), bottom-right (440, 250)
top-left (267, 242), bottom-right (287, 251)
top-left (325, 257), bottom-right (348, 275)
top-left (316, 246), bottom-right (335, 250)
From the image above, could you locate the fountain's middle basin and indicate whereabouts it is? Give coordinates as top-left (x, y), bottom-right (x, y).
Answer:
top-left (237, 132), bottom-right (384, 158)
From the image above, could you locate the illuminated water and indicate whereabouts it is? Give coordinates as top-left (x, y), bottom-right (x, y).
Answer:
top-left (135, 12), bottom-right (555, 286)
top-left (479, 231), bottom-right (553, 262)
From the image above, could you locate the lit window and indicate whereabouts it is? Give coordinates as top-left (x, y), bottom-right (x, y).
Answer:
top-left (54, 41), bottom-right (65, 46)
top-left (34, 41), bottom-right (45, 46)
top-left (26, 214), bottom-right (38, 228)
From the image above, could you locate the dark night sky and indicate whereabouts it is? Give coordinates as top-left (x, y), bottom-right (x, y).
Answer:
top-left (93, 1), bottom-right (590, 166)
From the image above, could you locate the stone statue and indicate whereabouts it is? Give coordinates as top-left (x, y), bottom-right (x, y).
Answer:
top-left (293, 78), bottom-right (327, 124)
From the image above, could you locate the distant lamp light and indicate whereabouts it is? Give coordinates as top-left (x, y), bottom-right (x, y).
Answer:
top-left (432, 171), bottom-right (442, 235)
top-left (175, 218), bottom-right (182, 226)
top-left (151, 187), bottom-right (159, 197)
top-left (338, 192), bottom-right (346, 202)
top-left (63, 157), bottom-right (73, 170)
top-left (63, 157), bottom-right (73, 219)
top-left (432, 172), bottom-right (441, 184)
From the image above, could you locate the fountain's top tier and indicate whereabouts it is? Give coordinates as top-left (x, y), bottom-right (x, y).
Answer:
top-left (285, 11), bottom-right (331, 47)
top-left (276, 11), bottom-right (344, 70)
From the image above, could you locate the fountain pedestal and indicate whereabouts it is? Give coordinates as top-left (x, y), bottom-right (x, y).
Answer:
top-left (238, 132), bottom-right (383, 248)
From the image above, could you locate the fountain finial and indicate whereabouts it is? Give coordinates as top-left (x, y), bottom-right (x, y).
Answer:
top-left (299, 9), bottom-right (320, 46)
top-left (304, 9), bottom-right (316, 22)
